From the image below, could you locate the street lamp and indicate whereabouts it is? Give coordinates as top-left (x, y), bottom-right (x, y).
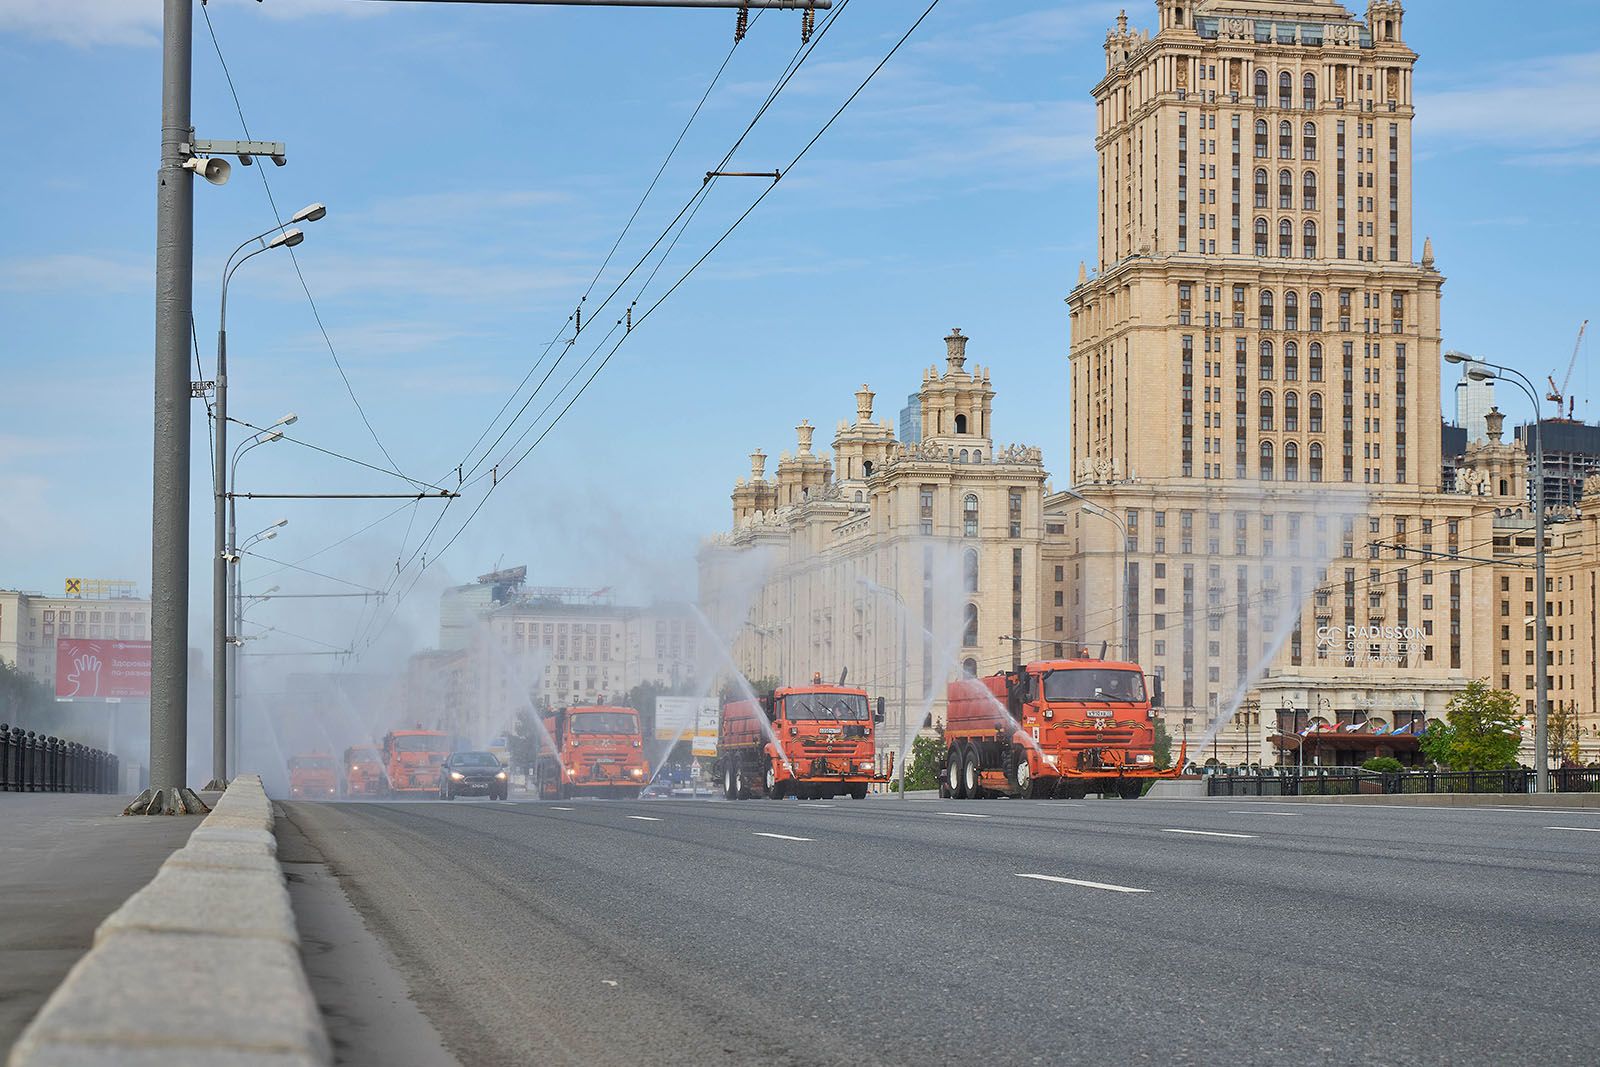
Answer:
top-left (1444, 351), bottom-right (1550, 792)
top-left (1058, 488), bottom-right (1130, 657)
top-left (210, 208), bottom-right (322, 789)
top-left (856, 577), bottom-right (909, 800)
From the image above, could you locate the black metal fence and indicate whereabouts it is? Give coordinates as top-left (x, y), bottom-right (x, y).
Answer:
top-left (1207, 767), bottom-right (1600, 797)
top-left (0, 723), bottom-right (120, 794)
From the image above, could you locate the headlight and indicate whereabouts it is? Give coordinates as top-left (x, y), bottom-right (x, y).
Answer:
top-left (1135, 753), bottom-right (1154, 764)
top-left (860, 761), bottom-right (875, 769)
top-left (351, 765), bottom-right (360, 772)
top-left (327, 787), bottom-right (336, 794)
top-left (449, 771), bottom-right (464, 781)
top-left (630, 768), bottom-right (645, 778)
top-left (1043, 754), bottom-right (1059, 766)
top-left (496, 771), bottom-right (508, 780)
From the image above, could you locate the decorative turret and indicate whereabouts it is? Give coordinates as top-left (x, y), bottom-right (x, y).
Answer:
top-left (945, 328), bottom-right (968, 372)
top-left (855, 384), bottom-right (874, 423)
top-left (732, 448), bottom-right (778, 527)
top-left (1485, 406), bottom-right (1505, 444)
top-left (1422, 236), bottom-right (1434, 269)
top-left (796, 420), bottom-right (814, 455)
top-left (1456, 405), bottom-right (1528, 500)
top-left (834, 382), bottom-right (897, 491)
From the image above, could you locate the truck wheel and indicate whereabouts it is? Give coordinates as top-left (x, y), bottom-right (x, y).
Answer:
top-left (962, 745), bottom-right (983, 799)
top-left (765, 762), bottom-right (785, 800)
top-left (723, 761), bottom-right (736, 800)
top-left (850, 784), bottom-right (867, 800)
top-left (1016, 758), bottom-right (1033, 799)
top-left (947, 748), bottom-right (966, 799)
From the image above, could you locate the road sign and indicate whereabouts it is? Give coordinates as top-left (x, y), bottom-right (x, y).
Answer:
top-left (65, 578), bottom-right (81, 595)
top-left (656, 696), bottom-right (720, 757)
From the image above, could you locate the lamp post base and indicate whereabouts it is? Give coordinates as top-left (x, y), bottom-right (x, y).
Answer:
top-left (122, 787), bottom-right (211, 816)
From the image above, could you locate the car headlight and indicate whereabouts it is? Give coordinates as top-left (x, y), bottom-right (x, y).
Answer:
top-left (630, 768), bottom-right (644, 778)
top-left (1135, 753), bottom-right (1154, 764)
top-left (450, 771), bottom-right (464, 781)
top-left (860, 761), bottom-right (875, 769)
top-left (496, 771), bottom-right (508, 780)
top-left (1043, 754), bottom-right (1058, 766)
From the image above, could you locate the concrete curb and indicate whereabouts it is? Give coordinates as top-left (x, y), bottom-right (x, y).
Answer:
top-left (7, 775), bottom-right (331, 1067)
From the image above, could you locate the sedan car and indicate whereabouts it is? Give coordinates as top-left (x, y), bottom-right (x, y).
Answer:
top-left (439, 751), bottom-right (510, 800)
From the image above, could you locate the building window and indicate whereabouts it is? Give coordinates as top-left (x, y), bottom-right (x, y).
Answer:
top-left (1254, 168), bottom-right (1269, 208)
top-left (1278, 71), bottom-right (1292, 109)
top-left (1254, 217), bottom-right (1269, 256)
top-left (1255, 71), bottom-right (1268, 108)
top-left (1259, 289), bottom-right (1274, 329)
top-left (1254, 118), bottom-right (1268, 157)
top-left (1260, 440), bottom-right (1275, 480)
top-left (1278, 168), bottom-right (1293, 210)
top-left (964, 549), bottom-right (979, 593)
top-left (1309, 442), bottom-right (1324, 481)
top-left (1259, 341), bottom-right (1274, 379)
top-left (1285, 391), bottom-right (1300, 431)
top-left (1284, 441), bottom-right (1300, 481)
top-left (1303, 122), bottom-right (1317, 160)
top-left (1303, 220), bottom-right (1318, 258)
top-left (1303, 72), bottom-right (1316, 110)
top-left (1279, 217), bottom-right (1293, 257)
top-left (1260, 390), bottom-right (1275, 430)
top-left (1279, 121), bottom-right (1293, 158)
top-left (962, 603), bottom-right (979, 648)
top-left (963, 494), bottom-right (979, 538)
top-left (1303, 170), bottom-right (1318, 211)
top-left (1009, 490), bottom-right (1023, 538)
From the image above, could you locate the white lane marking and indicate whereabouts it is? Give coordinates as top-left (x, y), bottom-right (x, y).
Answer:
top-left (1547, 826), bottom-right (1600, 833)
top-left (753, 832), bottom-right (813, 842)
top-left (1161, 828), bottom-right (1258, 839)
top-left (1494, 807), bottom-right (1600, 815)
top-left (626, 815), bottom-right (662, 822)
top-left (551, 806), bottom-right (574, 811)
top-left (934, 812), bottom-right (992, 819)
top-left (1015, 873), bottom-right (1150, 894)
top-left (1228, 811), bottom-right (1301, 817)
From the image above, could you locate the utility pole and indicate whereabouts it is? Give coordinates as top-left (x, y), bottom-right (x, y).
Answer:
top-left (140, 0), bottom-right (825, 816)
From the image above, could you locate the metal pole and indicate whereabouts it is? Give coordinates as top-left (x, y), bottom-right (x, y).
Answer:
top-left (229, 491), bottom-right (240, 778)
top-left (150, 0), bottom-right (193, 799)
top-left (210, 311), bottom-right (228, 788)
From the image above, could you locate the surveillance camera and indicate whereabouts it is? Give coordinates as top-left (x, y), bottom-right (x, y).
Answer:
top-left (270, 154), bottom-right (287, 167)
top-left (238, 153), bottom-right (255, 166)
top-left (183, 156), bottom-right (231, 186)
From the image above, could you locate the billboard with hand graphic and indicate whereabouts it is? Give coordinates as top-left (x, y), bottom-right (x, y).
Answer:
top-left (54, 639), bottom-right (152, 700)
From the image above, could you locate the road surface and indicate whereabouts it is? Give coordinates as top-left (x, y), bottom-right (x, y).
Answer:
top-left (282, 795), bottom-right (1600, 1065)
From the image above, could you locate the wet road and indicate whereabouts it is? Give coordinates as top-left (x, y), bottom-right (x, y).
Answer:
top-left (281, 795), bottom-right (1600, 1066)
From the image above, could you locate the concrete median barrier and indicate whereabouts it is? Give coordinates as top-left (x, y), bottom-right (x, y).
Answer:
top-left (7, 775), bottom-right (330, 1066)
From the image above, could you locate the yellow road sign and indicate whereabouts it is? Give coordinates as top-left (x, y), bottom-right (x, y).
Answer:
top-left (64, 578), bottom-right (81, 595)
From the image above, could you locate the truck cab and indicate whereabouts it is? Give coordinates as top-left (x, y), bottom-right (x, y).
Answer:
top-left (288, 754), bottom-right (338, 799)
top-left (535, 706), bottom-right (649, 800)
top-left (380, 728), bottom-right (451, 795)
top-left (716, 681), bottom-right (891, 800)
top-left (342, 745), bottom-right (385, 797)
top-left (945, 659), bottom-right (1182, 800)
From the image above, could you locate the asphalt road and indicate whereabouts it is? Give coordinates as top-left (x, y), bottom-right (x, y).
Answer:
top-left (281, 795), bottom-right (1600, 1066)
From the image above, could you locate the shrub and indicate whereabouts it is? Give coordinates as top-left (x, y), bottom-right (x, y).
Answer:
top-left (1361, 755), bottom-right (1404, 773)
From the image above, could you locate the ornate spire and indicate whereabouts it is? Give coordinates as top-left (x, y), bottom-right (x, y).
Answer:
top-left (1485, 406), bottom-right (1504, 443)
top-left (796, 420), bottom-right (814, 455)
top-left (1422, 235), bottom-right (1435, 268)
top-left (945, 328), bottom-right (968, 372)
top-left (855, 384), bottom-right (874, 423)
top-left (750, 449), bottom-right (767, 482)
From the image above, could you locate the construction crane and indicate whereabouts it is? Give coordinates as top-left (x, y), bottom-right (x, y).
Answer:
top-left (1546, 319), bottom-right (1588, 421)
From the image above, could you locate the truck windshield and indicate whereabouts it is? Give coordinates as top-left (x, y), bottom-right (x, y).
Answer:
top-left (784, 693), bottom-right (869, 721)
top-left (570, 712), bottom-right (638, 736)
top-left (1042, 669), bottom-right (1146, 703)
top-left (393, 735), bottom-right (446, 753)
top-left (291, 757), bottom-right (335, 771)
top-left (349, 749), bottom-right (379, 763)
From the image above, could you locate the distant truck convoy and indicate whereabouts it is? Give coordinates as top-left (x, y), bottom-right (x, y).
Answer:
top-left (288, 754), bottom-right (338, 799)
top-left (534, 706), bottom-right (650, 800)
top-left (714, 676), bottom-right (893, 800)
top-left (341, 745), bottom-right (385, 797)
top-left (943, 659), bottom-right (1182, 800)
top-left (380, 728), bottom-right (451, 795)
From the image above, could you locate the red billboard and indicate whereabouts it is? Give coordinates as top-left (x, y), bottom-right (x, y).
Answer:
top-left (54, 639), bottom-right (152, 700)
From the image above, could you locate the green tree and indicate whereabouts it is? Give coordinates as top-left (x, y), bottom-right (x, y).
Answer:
top-left (1152, 716), bottom-right (1174, 770)
top-left (0, 660), bottom-right (53, 730)
top-left (1362, 755), bottom-right (1405, 773)
top-left (902, 727), bottom-right (945, 790)
top-left (1426, 680), bottom-right (1523, 771)
top-left (1549, 704), bottom-right (1583, 767)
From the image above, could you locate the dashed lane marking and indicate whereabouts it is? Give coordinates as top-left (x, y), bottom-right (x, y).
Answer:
top-left (752, 832), bottom-right (813, 842)
top-left (1161, 828), bottom-right (1258, 839)
top-left (1015, 873), bottom-right (1150, 894)
top-left (625, 815), bottom-right (662, 822)
top-left (1547, 826), bottom-right (1600, 833)
top-left (1228, 811), bottom-right (1302, 817)
top-left (551, 806), bottom-right (574, 811)
top-left (933, 812), bottom-right (992, 819)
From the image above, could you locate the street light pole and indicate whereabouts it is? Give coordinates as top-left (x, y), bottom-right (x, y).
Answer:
top-left (1060, 488), bottom-right (1130, 657)
top-left (210, 223), bottom-right (312, 791)
top-left (1446, 353), bottom-right (1550, 792)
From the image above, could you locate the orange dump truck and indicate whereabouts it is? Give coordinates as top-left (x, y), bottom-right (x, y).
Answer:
top-left (715, 680), bottom-right (892, 800)
top-left (534, 706), bottom-right (649, 800)
top-left (380, 728), bottom-right (450, 796)
top-left (288, 754), bottom-right (338, 799)
top-left (341, 745), bottom-right (385, 797)
top-left (943, 659), bottom-right (1183, 800)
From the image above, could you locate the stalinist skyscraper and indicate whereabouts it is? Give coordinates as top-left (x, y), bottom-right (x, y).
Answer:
top-left (1062, 1), bottom-right (1499, 749)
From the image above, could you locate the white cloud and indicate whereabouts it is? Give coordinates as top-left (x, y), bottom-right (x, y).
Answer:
top-left (0, 253), bottom-right (149, 292)
top-left (0, 0), bottom-right (378, 49)
top-left (1420, 51), bottom-right (1600, 151)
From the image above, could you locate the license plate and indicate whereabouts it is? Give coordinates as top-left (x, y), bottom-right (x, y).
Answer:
top-left (1086, 709), bottom-right (1114, 719)
top-left (819, 727), bottom-right (841, 735)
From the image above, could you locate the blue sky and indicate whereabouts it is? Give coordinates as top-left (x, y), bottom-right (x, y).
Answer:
top-left (1, 0), bottom-right (1596, 662)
